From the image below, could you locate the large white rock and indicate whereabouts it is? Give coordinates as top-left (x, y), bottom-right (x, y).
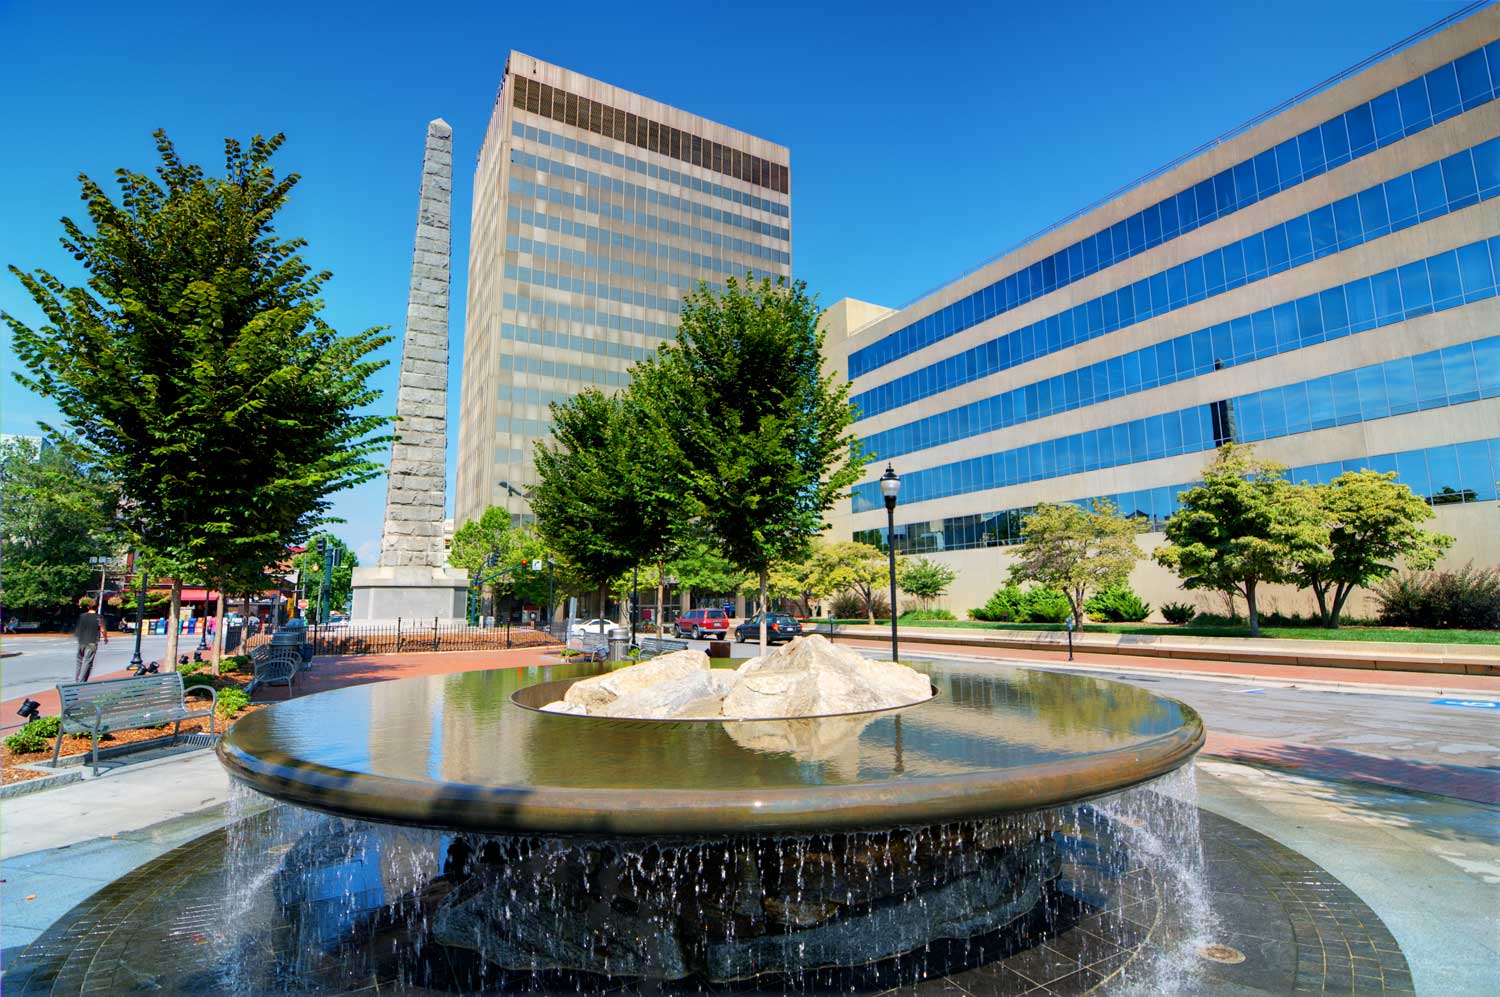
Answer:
top-left (596, 667), bottom-right (734, 719)
top-left (563, 649), bottom-right (710, 710)
top-left (720, 635), bottom-right (931, 720)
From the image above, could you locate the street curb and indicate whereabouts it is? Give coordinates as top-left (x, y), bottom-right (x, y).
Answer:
top-left (0, 767), bottom-right (82, 799)
top-left (889, 647), bottom-right (1485, 699)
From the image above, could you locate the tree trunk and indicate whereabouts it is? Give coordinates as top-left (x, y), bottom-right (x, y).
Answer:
top-left (758, 569), bottom-right (769, 651)
top-left (163, 578), bottom-right (183, 670)
top-left (654, 561), bottom-right (664, 637)
top-left (864, 585), bottom-right (875, 625)
top-left (1311, 580), bottom-right (1331, 628)
top-left (1244, 581), bottom-right (1261, 638)
top-left (211, 589), bottom-right (226, 676)
top-left (1330, 583), bottom-right (1355, 629)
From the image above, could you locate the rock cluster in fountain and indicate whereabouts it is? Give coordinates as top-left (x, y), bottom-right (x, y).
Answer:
top-left (540, 634), bottom-right (932, 719)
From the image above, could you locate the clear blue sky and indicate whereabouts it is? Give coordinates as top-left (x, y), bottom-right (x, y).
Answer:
top-left (0, 0), bottom-right (1475, 563)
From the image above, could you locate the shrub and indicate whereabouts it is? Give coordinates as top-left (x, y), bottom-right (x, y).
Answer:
top-left (220, 655), bottom-right (250, 673)
top-left (1085, 585), bottom-right (1152, 623)
top-left (1376, 563), bottom-right (1500, 630)
top-left (179, 659), bottom-right (207, 677)
top-left (183, 672), bottom-right (217, 690)
top-left (4, 725), bottom-right (48, 754)
top-left (1160, 601), bottom-right (1196, 625)
top-left (26, 715), bottom-right (62, 739)
top-left (900, 608), bottom-right (956, 621)
top-left (215, 688), bottom-right (251, 718)
top-left (971, 585), bottom-right (1027, 622)
top-left (829, 591), bottom-right (889, 621)
top-left (1021, 587), bottom-right (1073, 623)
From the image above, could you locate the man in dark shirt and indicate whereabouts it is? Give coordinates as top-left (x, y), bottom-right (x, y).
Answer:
top-left (74, 598), bottom-right (108, 682)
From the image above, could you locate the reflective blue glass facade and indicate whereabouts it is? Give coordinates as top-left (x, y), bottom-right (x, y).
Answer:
top-left (837, 8), bottom-right (1500, 601)
top-left (849, 41), bottom-right (1500, 379)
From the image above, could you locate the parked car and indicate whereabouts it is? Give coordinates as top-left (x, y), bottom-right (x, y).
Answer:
top-left (674, 607), bottom-right (730, 640)
top-left (568, 618), bottom-right (613, 640)
top-left (734, 613), bottom-right (803, 645)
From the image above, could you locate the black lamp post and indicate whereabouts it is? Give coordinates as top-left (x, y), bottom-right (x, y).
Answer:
top-left (129, 563), bottom-right (146, 668)
top-left (880, 463), bottom-right (901, 662)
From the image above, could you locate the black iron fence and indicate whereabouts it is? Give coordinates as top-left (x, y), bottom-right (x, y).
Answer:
top-left (294, 618), bottom-right (561, 657)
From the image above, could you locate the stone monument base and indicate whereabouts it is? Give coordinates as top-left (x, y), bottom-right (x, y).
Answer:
top-left (351, 566), bottom-right (469, 623)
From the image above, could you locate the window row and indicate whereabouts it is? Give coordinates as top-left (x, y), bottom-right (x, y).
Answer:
top-left (505, 262), bottom-right (686, 316)
top-left (501, 322), bottom-right (656, 364)
top-left (511, 149), bottom-right (791, 241)
top-left (496, 384), bottom-right (575, 409)
top-left (856, 437), bottom-right (1500, 555)
top-left (502, 292), bottom-right (676, 341)
top-left (509, 205), bottom-right (789, 268)
top-left (495, 447), bottom-right (530, 468)
top-left (506, 230), bottom-right (776, 284)
top-left (510, 209), bottom-right (786, 274)
top-left (510, 178), bottom-right (789, 265)
top-left (505, 236), bottom-right (769, 295)
top-left (853, 139), bottom-right (1500, 420)
top-left (495, 416), bottom-right (554, 439)
top-left (849, 41), bottom-right (1500, 378)
top-left (511, 121), bottom-right (791, 218)
top-left (500, 351), bottom-right (632, 388)
top-left (861, 237), bottom-right (1500, 464)
top-left (509, 73), bottom-right (790, 193)
top-left (850, 336), bottom-right (1499, 512)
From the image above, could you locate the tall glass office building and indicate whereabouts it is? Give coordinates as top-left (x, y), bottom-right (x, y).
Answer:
top-left (457, 53), bottom-right (792, 527)
top-left (826, 6), bottom-right (1500, 616)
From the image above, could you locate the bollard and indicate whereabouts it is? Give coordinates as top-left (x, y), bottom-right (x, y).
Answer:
top-left (607, 626), bottom-right (630, 663)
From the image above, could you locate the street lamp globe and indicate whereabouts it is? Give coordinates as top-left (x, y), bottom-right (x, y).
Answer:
top-left (879, 464), bottom-right (901, 510)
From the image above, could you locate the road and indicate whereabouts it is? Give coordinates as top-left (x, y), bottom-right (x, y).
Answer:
top-left (2, 633), bottom-right (175, 701)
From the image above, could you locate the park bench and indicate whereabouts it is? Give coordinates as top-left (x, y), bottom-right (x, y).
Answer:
top-left (54, 673), bottom-right (218, 776)
top-left (575, 633), bottom-right (610, 662)
top-left (249, 643), bottom-right (303, 697)
top-left (635, 635), bottom-right (689, 659)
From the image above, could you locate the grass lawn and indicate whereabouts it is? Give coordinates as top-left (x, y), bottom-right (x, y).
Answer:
top-left (825, 618), bottom-right (1499, 645)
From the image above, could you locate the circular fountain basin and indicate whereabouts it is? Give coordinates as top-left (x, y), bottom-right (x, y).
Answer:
top-left (219, 659), bottom-right (1203, 835)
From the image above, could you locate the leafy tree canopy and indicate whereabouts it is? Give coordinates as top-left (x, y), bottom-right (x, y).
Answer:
top-left (1154, 444), bottom-right (1324, 636)
top-left (5, 131), bottom-right (391, 662)
top-left (898, 557), bottom-right (958, 609)
top-left (811, 540), bottom-right (893, 624)
top-left (1009, 499), bottom-right (1142, 627)
top-left (290, 533), bottom-right (359, 617)
top-left (0, 438), bottom-right (119, 613)
top-left (1292, 469), bottom-right (1452, 628)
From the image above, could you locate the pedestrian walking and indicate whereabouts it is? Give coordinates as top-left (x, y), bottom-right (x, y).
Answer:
top-left (74, 597), bottom-right (108, 682)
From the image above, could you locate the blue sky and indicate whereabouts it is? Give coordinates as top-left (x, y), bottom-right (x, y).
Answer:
top-left (0, 0), bottom-right (1473, 562)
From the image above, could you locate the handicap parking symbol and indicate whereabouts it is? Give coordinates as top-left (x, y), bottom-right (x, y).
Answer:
top-left (1430, 698), bottom-right (1500, 709)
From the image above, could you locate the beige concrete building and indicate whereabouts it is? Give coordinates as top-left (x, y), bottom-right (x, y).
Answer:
top-left (456, 53), bottom-right (792, 528)
top-left (826, 7), bottom-right (1500, 619)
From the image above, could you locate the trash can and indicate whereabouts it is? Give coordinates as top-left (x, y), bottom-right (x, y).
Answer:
top-left (607, 626), bottom-right (631, 663)
top-left (707, 640), bottom-right (732, 659)
top-left (272, 620), bottom-right (312, 666)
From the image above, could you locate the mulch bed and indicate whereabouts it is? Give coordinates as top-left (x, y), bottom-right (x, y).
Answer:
top-left (1, 671), bottom-right (263, 786)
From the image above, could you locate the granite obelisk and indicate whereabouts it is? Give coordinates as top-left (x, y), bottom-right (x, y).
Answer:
top-left (352, 119), bottom-right (469, 621)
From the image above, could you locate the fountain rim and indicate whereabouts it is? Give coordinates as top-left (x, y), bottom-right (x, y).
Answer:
top-left (218, 665), bottom-right (1205, 836)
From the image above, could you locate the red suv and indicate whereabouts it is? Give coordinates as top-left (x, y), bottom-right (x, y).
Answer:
top-left (675, 608), bottom-right (730, 640)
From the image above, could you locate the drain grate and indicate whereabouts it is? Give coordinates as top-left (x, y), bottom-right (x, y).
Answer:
top-left (1197, 942), bottom-right (1246, 964)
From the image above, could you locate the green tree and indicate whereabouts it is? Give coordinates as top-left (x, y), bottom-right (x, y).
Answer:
top-left (1293, 470), bottom-right (1452, 628)
top-left (290, 534), bottom-right (357, 621)
top-left (655, 276), bottom-right (863, 647)
top-left (898, 557), bottom-right (958, 611)
top-left (810, 540), bottom-right (892, 624)
top-left (1154, 445), bottom-right (1324, 637)
top-left (533, 380), bottom-right (680, 614)
top-left (1009, 499), bottom-right (1141, 628)
top-left (5, 131), bottom-right (391, 668)
top-left (0, 438), bottom-right (119, 614)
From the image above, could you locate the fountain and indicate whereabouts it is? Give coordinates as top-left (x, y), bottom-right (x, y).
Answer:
top-left (207, 645), bottom-right (1207, 993)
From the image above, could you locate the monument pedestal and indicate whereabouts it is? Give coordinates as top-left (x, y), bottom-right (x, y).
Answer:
top-left (351, 566), bottom-right (469, 624)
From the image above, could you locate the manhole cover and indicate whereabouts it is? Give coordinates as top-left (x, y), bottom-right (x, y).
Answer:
top-left (1197, 943), bottom-right (1246, 964)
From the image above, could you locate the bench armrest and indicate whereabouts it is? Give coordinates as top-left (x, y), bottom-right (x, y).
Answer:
top-left (183, 685), bottom-right (219, 712)
top-left (60, 701), bottom-right (104, 731)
